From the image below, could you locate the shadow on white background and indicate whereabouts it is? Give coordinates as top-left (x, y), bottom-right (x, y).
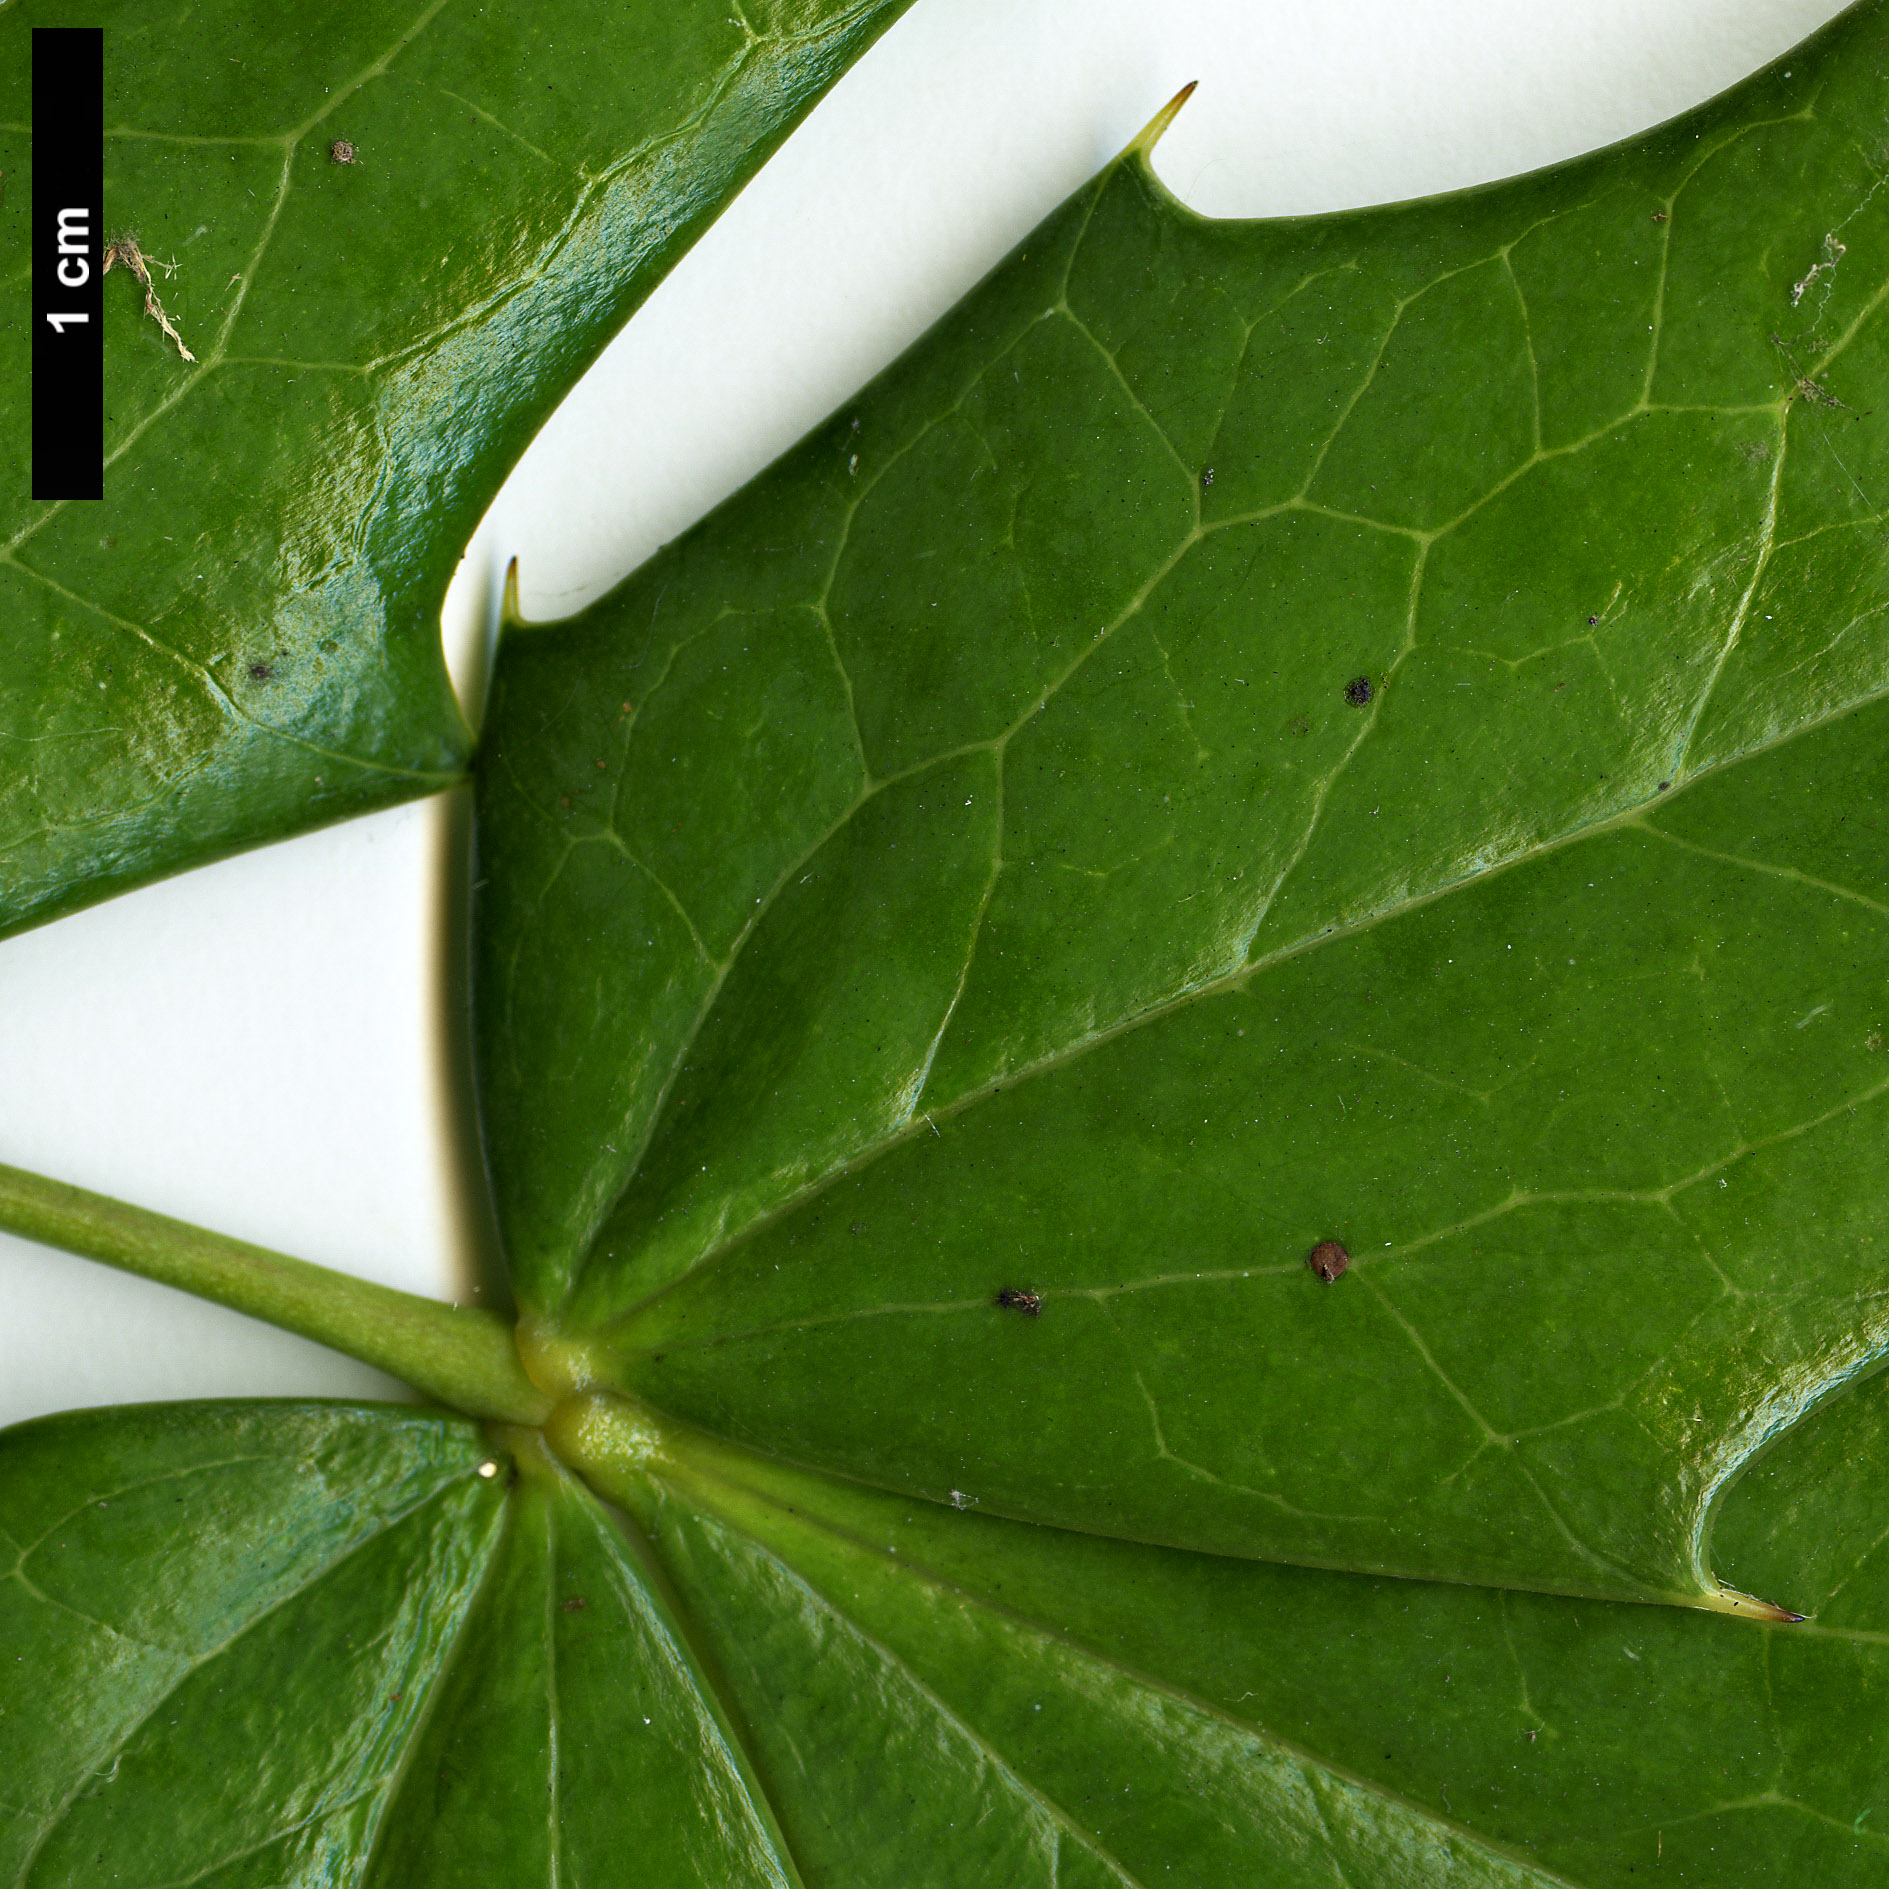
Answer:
top-left (0, 0), bottom-right (1848, 1426)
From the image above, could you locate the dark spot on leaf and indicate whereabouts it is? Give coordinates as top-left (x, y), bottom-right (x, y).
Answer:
top-left (1287, 715), bottom-right (1311, 737)
top-left (1344, 676), bottom-right (1373, 707)
top-left (330, 139), bottom-right (357, 164)
top-left (248, 661), bottom-right (274, 682)
top-left (1657, 781), bottom-right (1670, 791)
top-left (996, 1287), bottom-right (1041, 1317)
top-left (1200, 467), bottom-right (1214, 487)
top-left (1652, 209), bottom-right (1668, 221)
top-left (1307, 1240), bottom-right (1350, 1283)
top-left (1587, 614), bottom-right (1599, 626)
top-left (561, 1596), bottom-right (587, 1612)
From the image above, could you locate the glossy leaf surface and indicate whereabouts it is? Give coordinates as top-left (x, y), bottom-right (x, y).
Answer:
top-left (613, 1380), bottom-right (1889, 1889)
top-left (0, 1403), bottom-right (798, 1886)
top-left (1, 1404), bottom-right (503, 1883)
top-left (10, 4), bottom-right (1889, 1887)
top-left (0, 0), bottom-right (909, 939)
top-left (477, 0), bottom-right (1889, 1610)
top-left (9, 1384), bottom-right (1889, 1886)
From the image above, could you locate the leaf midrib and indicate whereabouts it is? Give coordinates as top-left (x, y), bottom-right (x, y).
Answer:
top-left (681, 1459), bottom-right (1590, 1889)
top-left (350, 1487), bottom-right (517, 1889)
top-left (564, 78), bottom-right (1887, 1325)
top-left (595, 660), bottom-right (1889, 1340)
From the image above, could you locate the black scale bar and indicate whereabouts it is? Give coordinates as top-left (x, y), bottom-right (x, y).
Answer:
top-left (31, 27), bottom-right (103, 501)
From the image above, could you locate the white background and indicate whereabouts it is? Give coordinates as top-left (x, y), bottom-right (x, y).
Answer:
top-left (0, 0), bottom-right (1849, 1427)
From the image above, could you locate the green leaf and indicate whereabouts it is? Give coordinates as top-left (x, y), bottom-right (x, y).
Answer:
top-left (11, 1381), bottom-right (1889, 1885)
top-left (573, 1383), bottom-right (1889, 1887)
top-left (0, 1403), bottom-right (800, 1885)
top-left (0, 0), bottom-right (911, 940)
top-left (11, 4), bottom-right (1889, 1886)
top-left (477, 0), bottom-right (1889, 1614)
top-left (2, 1403), bottom-right (504, 1882)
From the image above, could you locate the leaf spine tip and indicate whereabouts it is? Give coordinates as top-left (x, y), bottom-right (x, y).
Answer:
top-left (1129, 81), bottom-right (1197, 160)
top-left (1697, 1583), bottom-right (1805, 1624)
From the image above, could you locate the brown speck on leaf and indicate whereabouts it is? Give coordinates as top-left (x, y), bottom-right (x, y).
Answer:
top-left (1344, 676), bottom-right (1373, 707)
top-left (560, 795), bottom-right (570, 808)
top-left (330, 139), bottom-right (357, 164)
top-left (561, 1597), bottom-right (587, 1613)
top-left (1652, 210), bottom-right (1668, 222)
top-left (248, 661), bottom-right (274, 682)
top-left (996, 1287), bottom-right (1041, 1317)
top-left (1657, 781), bottom-right (1671, 792)
top-left (1587, 615), bottom-right (1599, 626)
top-left (595, 759), bottom-right (607, 770)
top-left (1307, 1240), bottom-right (1350, 1284)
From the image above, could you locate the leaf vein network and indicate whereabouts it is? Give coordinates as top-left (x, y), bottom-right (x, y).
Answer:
top-left (11, 1470), bottom-right (496, 1883)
